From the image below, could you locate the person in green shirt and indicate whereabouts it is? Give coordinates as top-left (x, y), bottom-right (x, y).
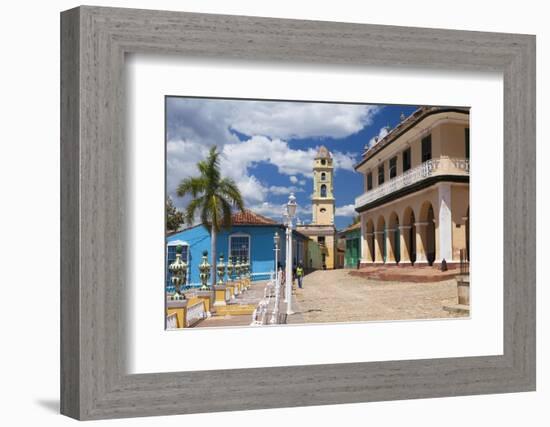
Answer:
top-left (296, 262), bottom-right (304, 289)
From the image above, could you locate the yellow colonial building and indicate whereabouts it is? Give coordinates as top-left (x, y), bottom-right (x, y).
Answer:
top-left (354, 107), bottom-right (470, 268)
top-left (297, 146), bottom-right (338, 269)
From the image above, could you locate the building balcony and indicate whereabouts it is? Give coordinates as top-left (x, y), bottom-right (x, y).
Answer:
top-left (355, 157), bottom-right (469, 211)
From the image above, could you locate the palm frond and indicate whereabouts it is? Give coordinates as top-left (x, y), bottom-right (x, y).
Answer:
top-left (176, 176), bottom-right (208, 198)
top-left (218, 178), bottom-right (245, 212)
top-left (175, 145), bottom-right (246, 233)
top-left (219, 197), bottom-right (233, 230)
top-left (184, 196), bottom-right (205, 226)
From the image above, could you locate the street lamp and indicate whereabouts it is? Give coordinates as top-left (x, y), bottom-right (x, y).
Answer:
top-left (271, 231), bottom-right (281, 324)
top-left (285, 193), bottom-right (297, 316)
top-left (287, 192), bottom-right (297, 217)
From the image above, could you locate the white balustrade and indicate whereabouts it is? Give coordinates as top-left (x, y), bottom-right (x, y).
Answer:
top-left (186, 301), bottom-right (207, 327)
top-left (355, 157), bottom-right (469, 209)
top-left (251, 274), bottom-right (281, 326)
top-left (166, 312), bottom-right (178, 329)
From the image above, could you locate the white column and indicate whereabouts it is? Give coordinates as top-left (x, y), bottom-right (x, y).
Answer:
top-left (366, 232), bottom-right (375, 263)
top-left (398, 225), bottom-right (412, 264)
top-left (385, 228), bottom-right (397, 263)
top-left (437, 183), bottom-right (453, 263)
top-left (284, 227), bottom-right (289, 301)
top-left (360, 215), bottom-right (367, 263)
top-left (414, 222), bottom-right (429, 265)
top-left (374, 231), bottom-right (385, 263)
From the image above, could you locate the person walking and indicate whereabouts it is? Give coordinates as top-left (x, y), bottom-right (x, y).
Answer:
top-left (296, 262), bottom-right (304, 289)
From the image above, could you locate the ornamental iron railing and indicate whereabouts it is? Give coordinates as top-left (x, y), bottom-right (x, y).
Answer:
top-left (355, 157), bottom-right (469, 209)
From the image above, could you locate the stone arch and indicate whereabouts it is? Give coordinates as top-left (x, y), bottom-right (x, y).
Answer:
top-left (419, 200), bottom-right (436, 265)
top-left (376, 215), bottom-right (385, 232)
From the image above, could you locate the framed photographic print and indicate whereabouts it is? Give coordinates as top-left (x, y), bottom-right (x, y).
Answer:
top-left (61, 6), bottom-right (536, 420)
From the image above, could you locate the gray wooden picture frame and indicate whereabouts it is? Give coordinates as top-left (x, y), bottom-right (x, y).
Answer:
top-left (60, 5), bottom-right (536, 421)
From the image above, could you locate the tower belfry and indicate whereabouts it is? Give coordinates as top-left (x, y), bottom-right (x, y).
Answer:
top-left (312, 146), bottom-right (335, 225)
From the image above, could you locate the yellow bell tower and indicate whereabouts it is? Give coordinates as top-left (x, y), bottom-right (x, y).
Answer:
top-left (297, 145), bottom-right (339, 269)
top-left (312, 146), bottom-right (335, 225)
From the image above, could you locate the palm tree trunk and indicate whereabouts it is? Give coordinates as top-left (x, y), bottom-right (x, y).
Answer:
top-left (211, 225), bottom-right (217, 289)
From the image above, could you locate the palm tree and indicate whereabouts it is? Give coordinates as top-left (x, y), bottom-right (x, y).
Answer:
top-left (176, 146), bottom-right (245, 289)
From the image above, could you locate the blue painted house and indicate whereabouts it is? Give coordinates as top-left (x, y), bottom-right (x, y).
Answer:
top-left (166, 210), bottom-right (312, 289)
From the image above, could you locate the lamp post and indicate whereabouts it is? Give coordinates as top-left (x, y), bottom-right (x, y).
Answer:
top-left (283, 205), bottom-right (289, 303)
top-left (271, 231), bottom-right (281, 324)
top-left (285, 193), bottom-right (297, 316)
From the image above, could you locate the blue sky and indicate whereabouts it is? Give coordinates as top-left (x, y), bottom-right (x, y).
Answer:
top-left (166, 97), bottom-right (419, 230)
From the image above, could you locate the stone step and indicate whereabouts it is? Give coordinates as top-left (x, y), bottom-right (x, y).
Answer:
top-left (214, 304), bottom-right (256, 316)
top-left (443, 304), bottom-right (470, 314)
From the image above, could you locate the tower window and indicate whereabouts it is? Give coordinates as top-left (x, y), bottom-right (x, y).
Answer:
top-left (321, 172), bottom-right (326, 181)
top-left (320, 184), bottom-right (327, 198)
top-left (320, 208), bottom-right (326, 213)
top-left (321, 159), bottom-right (326, 165)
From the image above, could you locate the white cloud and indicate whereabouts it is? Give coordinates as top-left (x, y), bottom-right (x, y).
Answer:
top-left (333, 151), bottom-right (359, 172)
top-left (368, 126), bottom-right (390, 148)
top-left (247, 201), bottom-right (313, 223)
top-left (335, 204), bottom-right (358, 217)
top-left (167, 97), bottom-right (379, 142)
top-left (166, 97), bottom-right (373, 219)
top-left (166, 138), bottom-right (268, 208)
top-left (230, 102), bottom-right (380, 140)
top-left (220, 136), bottom-right (356, 178)
top-left (167, 135), bottom-right (357, 210)
top-left (268, 185), bottom-right (304, 196)
top-left (166, 139), bottom-right (212, 209)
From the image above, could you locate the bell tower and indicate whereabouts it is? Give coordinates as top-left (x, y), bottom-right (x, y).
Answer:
top-left (312, 145), bottom-right (335, 225)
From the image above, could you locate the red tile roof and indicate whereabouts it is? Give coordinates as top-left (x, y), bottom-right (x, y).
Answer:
top-left (231, 210), bottom-right (278, 225)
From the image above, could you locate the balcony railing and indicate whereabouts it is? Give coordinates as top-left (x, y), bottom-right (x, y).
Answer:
top-left (355, 157), bottom-right (469, 209)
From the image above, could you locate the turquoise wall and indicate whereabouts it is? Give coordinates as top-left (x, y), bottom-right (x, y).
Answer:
top-left (167, 224), bottom-right (308, 289)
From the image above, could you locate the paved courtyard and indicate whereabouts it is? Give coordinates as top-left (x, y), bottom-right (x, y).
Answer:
top-left (288, 269), bottom-right (467, 324)
top-left (192, 268), bottom-right (466, 328)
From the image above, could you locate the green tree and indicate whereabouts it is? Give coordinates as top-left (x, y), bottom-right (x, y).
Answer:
top-left (176, 146), bottom-right (245, 288)
top-left (166, 196), bottom-right (184, 232)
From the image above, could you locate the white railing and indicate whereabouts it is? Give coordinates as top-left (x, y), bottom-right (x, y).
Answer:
top-left (251, 272), bottom-right (285, 326)
top-left (166, 312), bottom-right (178, 329)
top-left (186, 301), bottom-right (207, 327)
top-left (355, 157), bottom-right (469, 209)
